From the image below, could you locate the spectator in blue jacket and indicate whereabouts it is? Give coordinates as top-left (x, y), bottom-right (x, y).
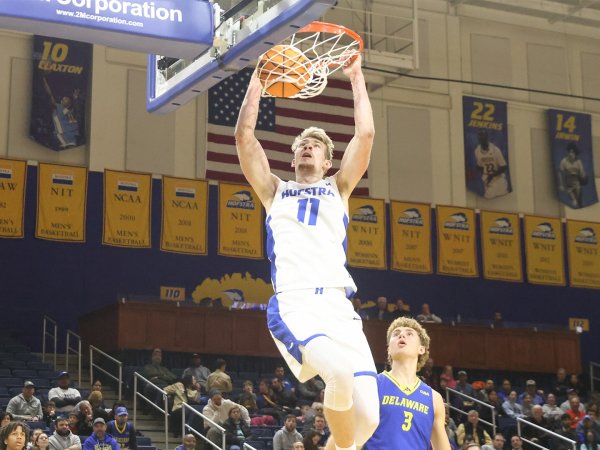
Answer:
top-left (82, 418), bottom-right (119, 450)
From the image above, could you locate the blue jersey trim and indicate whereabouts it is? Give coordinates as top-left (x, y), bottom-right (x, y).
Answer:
top-left (354, 371), bottom-right (377, 378)
top-left (266, 216), bottom-right (277, 290)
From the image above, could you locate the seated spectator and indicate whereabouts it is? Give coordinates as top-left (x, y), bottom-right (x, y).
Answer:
top-left (274, 365), bottom-right (294, 392)
top-left (141, 348), bottom-right (178, 406)
top-left (174, 434), bottom-right (196, 450)
top-left (302, 413), bottom-right (329, 447)
top-left (87, 392), bottom-right (109, 421)
top-left (1, 421), bottom-right (31, 450)
top-left (164, 375), bottom-right (201, 437)
top-left (480, 390), bottom-right (505, 431)
top-left (563, 391), bottom-right (587, 413)
top-left (296, 377), bottom-right (325, 404)
top-left (302, 430), bottom-right (321, 450)
top-left (445, 406), bottom-right (458, 450)
top-left (292, 442), bottom-right (305, 450)
top-left (222, 405), bottom-right (252, 450)
top-left (107, 402), bottom-right (126, 422)
top-left (523, 405), bottom-right (551, 448)
top-left (28, 429), bottom-right (43, 450)
top-left (519, 380), bottom-right (544, 406)
top-left (502, 391), bottom-right (525, 419)
top-left (182, 353), bottom-right (211, 392)
top-left (67, 412), bottom-right (79, 434)
top-left (521, 394), bottom-right (534, 418)
top-left (576, 416), bottom-right (600, 444)
top-left (89, 381), bottom-right (105, 408)
top-left (237, 381), bottom-right (258, 414)
top-left (482, 433), bottom-right (505, 450)
top-left (543, 393), bottom-right (564, 426)
top-left (48, 372), bottom-right (81, 414)
top-left (392, 298), bottom-right (410, 319)
top-left (369, 296), bottom-right (393, 321)
top-left (48, 416), bottom-right (81, 450)
top-left (74, 401), bottom-right (93, 436)
top-left (589, 404), bottom-right (600, 427)
top-left (273, 415), bottom-right (303, 450)
top-left (552, 368), bottom-right (570, 404)
top-left (498, 379), bottom-right (513, 403)
top-left (492, 312), bottom-right (504, 328)
top-left (568, 396), bottom-right (587, 430)
top-left (7, 381), bottom-right (43, 421)
top-left (43, 402), bottom-right (57, 428)
top-left (207, 359), bottom-right (233, 395)
top-left (441, 366), bottom-right (457, 389)
top-left (203, 390), bottom-right (250, 446)
top-left (481, 380), bottom-right (496, 402)
top-left (256, 379), bottom-right (286, 424)
top-left (509, 435), bottom-right (523, 450)
top-left (570, 375), bottom-right (586, 399)
top-left (454, 371), bottom-right (476, 412)
top-left (82, 418), bottom-right (118, 450)
top-left (581, 430), bottom-right (600, 450)
top-left (417, 303), bottom-right (442, 323)
top-left (271, 378), bottom-right (297, 412)
top-left (456, 410), bottom-right (492, 447)
top-left (554, 414), bottom-right (580, 450)
top-left (107, 407), bottom-right (137, 450)
top-left (1, 412), bottom-right (14, 427)
top-left (419, 358), bottom-right (438, 391)
top-left (352, 296), bottom-right (370, 320)
top-left (33, 433), bottom-right (50, 450)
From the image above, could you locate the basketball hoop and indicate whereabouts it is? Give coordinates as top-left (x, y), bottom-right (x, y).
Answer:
top-left (257, 21), bottom-right (363, 99)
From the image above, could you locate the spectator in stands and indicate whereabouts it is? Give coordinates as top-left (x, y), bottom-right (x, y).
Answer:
top-left (454, 370), bottom-right (476, 412)
top-left (164, 374), bottom-right (201, 437)
top-left (581, 430), bottom-right (600, 450)
top-left (237, 381), bottom-right (258, 414)
top-left (445, 405), bottom-right (458, 450)
top-left (498, 379), bottom-right (513, 403)
top-left (67, 413), bottom-right (79, 434)
top-left (503, 391), bottom-right (525, 419)
top-left (563, 391), bottom-right (587, 413)
top-left (417, 303), bottom-right (442, 323)
top-left (48, 373), bottom-right (81, 414)
top-left (1, 421), bottom-right (30, 450)
top-left (82, 418), bottom-right (118, 450)
top-left (588, 404), bottom-right (600, 427)
top-left (74, 401), bottom-right (93, 436)
top-left (32, 433), bottom-right (49, 450)
top-left (273, 415), bottom-right (303, 450)
top-left (7, 381), bottom-right (43, 421)
top-left (296, 377), bottom-right (325, 404)
top-left (207, 359), bottom-right (233, 395)
top-left (141, 348), bottom-right (177, 395)
top-left (48, 416), bottom-right (81, 450)
top-left (302, 430), bottom-right (321, 450)
top-left (106, 407), bottom-right (136, 450)
top-left (441, 366), bottom-right (458, 389)
top-left (576, 416), bottom-right (600, 444)
top-left (567, 396), bottom-right (587, 429)
top-left (419, 358), bottom-right (438, 391)
top-left (492, 312), bottom-right (504, 328)
top-left (28, 429), bottom-right (43, 450)
top-left (480, 390), bottom-right (505, 431)
top-left (182, 353), bottom-right (211, 392)
top-left (509, 436), bottom-right (523, 450)
top-left (1, 412), bottom-right (14, 427)
top-left (543, 393), bottom-right (564, 426)
top-left (523, 405), bottom-right (551, 448)
top-left (87, 392), bottom-right (109, 421)
top-left (482, 433), bottom-right (505, 450)
top-left (292, 442), bottom-right (305, 450)
top-left (91, 381), bottom-right (101, 393)
top-left (457, 410), bottom-right (492, 447)
top-left (222, 405), bottom-right (252, 450)
top-left (274, 365), bottom-right (294, 392)
top-left (392, 298), bottom-right (410, 319)
top-left (351, 296), bottom-right (369, 320)
top-left (370, 296), bottom-right (393, 321)
top-left (482, 380), bottom-right (496, 402)
top-left (43, 402), bottom-right (56, 428)
top-left (521, 394), bottom-right (534, 418)
top-left (554, 414), bottom-right (579, 450)
top-left (303, 413), bottom-right (329, 447)
top-left (256, 379), bottom-right (285, 423)
top-left (271, 378), bottom-right (296, 412)
top-left (552, 369), bottom-right (570, 404)
top-left (203, 390), bottom-right (250, 446)
top-left (174, 434), bottom-right (196, 450)
top-left (519, 380), bottom-right (544, 406)
top-left (569, 375), bottom-right (586, 399)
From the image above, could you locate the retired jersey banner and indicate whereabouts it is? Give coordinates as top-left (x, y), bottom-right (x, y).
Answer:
top-left (218, 182), bottom-right (263, 259)
top-left (103, 170), bottom-right (151, 248)
top-left (36, 163), bottom-right (87, 242)
top-left (480, 211), bottom-right (523, 282)
top-left (567, 220), bottom-right (600, 289)
top-left (437, 206), bottom-right (478, 277)
top-left (0, 159), bottom-right (27, 238)
top-left (524, 215), bottom-right (565, 286)
top-left (548, 109), bottom-right (598, 209)
top-left (463, 96), bottom-right (512, 199)
top-left (390, 201), bottom-right (432, 273)
top-left (347, 197), bottom-right (387, 269)
top-left (161, 177), bottom-right (208, 255)
top-left (30, 36), bottom-right (91, 151)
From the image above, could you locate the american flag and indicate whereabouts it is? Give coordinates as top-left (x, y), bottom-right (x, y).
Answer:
top-left (206, 68), bottom-right (369, 196)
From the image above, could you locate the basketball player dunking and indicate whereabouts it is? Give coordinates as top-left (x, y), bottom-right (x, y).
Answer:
top-left (235, 55), bottom-right (379, 450)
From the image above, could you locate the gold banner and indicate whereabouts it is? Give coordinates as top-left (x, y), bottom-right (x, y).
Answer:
top-left (218, 182), bottom-right (263, 259)
top-left (524, 215), bottom-right (565, 286)
top-left (0, 159), bottom-right (27, 238)
top-left (480, 211), bottom-right (523, 282)
top-left (347, 197), bottom-right (387, 269)
top-left (103, 170), bottom-right (152, 248)
top-left (566, 220), bottom-right (600, 289)
top-left (437, 205), bottom-right (478, 277)
top-left (390, 201), bottom-right (432, 273)
top-left (36, 163), bottom-right (88, 242)
top-left (161, 177), bottom-right (208, 255)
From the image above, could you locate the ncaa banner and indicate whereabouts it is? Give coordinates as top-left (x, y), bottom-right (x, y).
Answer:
top-left (566, 220), bottom-right (600, 289)
top-left (463, 96), bottom-right (512, 199)
top-left (30, 36), bottom-right (91, 151)
top-left (548, 109), bottom-right (598, 209)
top-left (524, 215), bottom-right (565, 286)
top-left (390, 201), bottom-right (432, 274)
top-left (36, 163), bottom-right (87, 242)
top-left (480, 210), bottom-right (523, 282)
top-left (161, 176), bottom-right (208, 255)
top-left (218, 182), bottom-right (263, 259)
top-left (347, 197), bottom-right (387, 269)
top-left (437, 205), bottom-right (478, 277)
top-left (103, 170), bottom-right (151, 248)
top-left (0, 159), bottom-right (27, 238)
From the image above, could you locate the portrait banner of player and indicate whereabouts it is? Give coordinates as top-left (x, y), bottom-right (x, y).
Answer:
top-left (390, 201), bottom-right (432, 274)
top-left (566, 220), bottom-right (600, 289)
top-left (524, 215), bottom-right (565, 286)
top-left (463, 96), bottom-right (512, 199)
top-left (218, 182), bottom-right (264, 259)
top-left (436, 205), bottom-right (478, 277)
top-left (36, 163), bottom-right (88, 242)
top-left (161, 176), bottom-right (208, 255)
top-left (479, 210), bottom-right (523, 282)
top-left (548, 109), bottom-right (598, 209)
top-left (347, 197), bottom-right (387, 269)
top-left (0, 159), bottom-right (27, 238)
top-left (30, 35), bottom-right (91, 151)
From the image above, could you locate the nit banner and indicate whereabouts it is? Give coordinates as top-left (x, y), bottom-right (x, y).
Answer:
top-left (347, 197), bottom-right (387, 269)
top-left (463, 96), bottom-right (511, 199)
top-left (218, 182), bottom-right (263, 259)
top-left (548, 109), bottom-right (598, 209)
top-left (390, 201), bottom-right (432, 274)
top-left (437, 205), bottom-right (478, 277)
top-left (480, 211), bottom-right (523, 282)
top-left (0, 159), bottom-right (27, 238)
top-left (567, 220), bottom-right (600, 289)
top-left (103, 170), bottom-right (152, 248)
top-left (524, 215), bottom-right (565, 286)
top-left (36, 163), bottom-right (87, 242)
top-left (161, 177), bottom-right (208, 255)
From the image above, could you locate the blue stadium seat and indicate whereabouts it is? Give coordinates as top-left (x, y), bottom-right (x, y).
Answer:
top-left (27, 361), bottom-right (52, 370)
top-left (2, 344), bottom-right (30, 353)
top-left (13, 352), bottom-right (33, 361)
top-left (137, 447), bottom-right (156, 450)
top-left (37, 370), bottom-right (58, 379)
top-left (31, 378), bottom-right (50, 389)
top-left (2, 360), bottom-right (26, 369)
top-left (0, 352), bottom-right (13, 361)
top-left (238, 371), bottom-right (259, 382)
top-left (250, 427), bottom-right (274, 438)
top-left (137, 437), bottom-right (152, 446)
top-left (0, 386), bottom-right (8, 396)
top-left (0, 377), bottom-right (24, 387)
top-left (13, 369), bottom-right (37, 379)
top-left (0, 399), bottom-right (8, 409)
top-left (9, 387), bottom-right (23, 396)
top-left (0, 368), bottom-right (11, 377)
top-left (24, 420), bottom-right (46, 430)
top-left (246, 440), bottom-right (267, 450)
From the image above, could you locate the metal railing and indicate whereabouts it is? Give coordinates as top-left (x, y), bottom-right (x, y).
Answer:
top-left (590, 361), bottom-right (600, 393)
top-left (89, 345), bottom-right (123, 400)
top-left (445, 387), bottom-right (497, 436)
top-left (181, 403), bottom-right (226, 450)
top-left (517, 417), bottom-right (576, 450)
top-left (133, 373), bottom-right (169, 449)
top-left (65, 330), bottom-right (82, 388)
top-left (42, 316), bottom-right (58, 369)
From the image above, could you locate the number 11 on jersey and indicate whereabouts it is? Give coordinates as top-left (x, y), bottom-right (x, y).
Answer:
top-left (297, 198), bottom-right (320, 225)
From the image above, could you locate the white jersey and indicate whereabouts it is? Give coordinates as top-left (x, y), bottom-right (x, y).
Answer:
top-left (474, 142), bottom-right (506, 177)
top-left (266, 176), bottom-right (356, 294)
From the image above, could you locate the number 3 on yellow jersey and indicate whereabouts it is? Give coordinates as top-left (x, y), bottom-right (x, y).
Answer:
top-left (402, 411), bottom-right (413, 431)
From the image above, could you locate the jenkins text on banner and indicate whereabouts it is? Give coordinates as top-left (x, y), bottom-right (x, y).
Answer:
top-left (103, 170), bottom-right (151, 248)
top-left (347, 197), bottom-right (387, 269)
top-left (161, 177), bottom-right (208, 255)
top-left (218, 182), bottom-right (264, 259)
top-left (36, 163), bottom-right (87, 242)
top-left (0, 159), bottom-right (27, 238)
top-left (390, 201), bottom-right (432, 274)
top-left (480, 210), bottom-right (523, 282)
top-left (437, 205), bottom-right (478, 277)
top-left (524, 215), bottom-right (565, 286)
top-left (566, 220), bottom-right (600, 289)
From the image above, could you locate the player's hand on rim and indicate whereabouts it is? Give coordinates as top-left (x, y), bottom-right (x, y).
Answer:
top-left (343, 53), bottom-right (362, 79)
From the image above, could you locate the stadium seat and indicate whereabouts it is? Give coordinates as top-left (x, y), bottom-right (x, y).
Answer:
top-left (246, 440), bottom-right (267, 450)
top-left (0, 377), bottom-right (24, 387)
top-left (250, 427), bottom-right (274, 438)
top-left (13, 352), bottom-right (33, 361)
top-left (37, 370), bottom-right (58, 379)
top-left (2, 360), bottom-right (26, 369)
top-left (13, 369), bottom-right (37, 379)
top-left (0, 368), bottom-right (11, 377)
top-left (27, 361), bottom-right (52, 370)
top-left (137, 437), bottom-right (152, 446)
top-left (238, 371), bottom-right (259, 382)
top-left (0, 387), bottom-right (8, 396)
top-left (31, 378), bottom-right (51, 389)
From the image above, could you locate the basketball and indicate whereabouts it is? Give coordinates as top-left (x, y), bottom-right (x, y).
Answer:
top-left (257, 45), bottom-right (310, 98)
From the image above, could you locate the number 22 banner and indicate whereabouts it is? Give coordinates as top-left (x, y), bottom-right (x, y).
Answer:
top-left (463, 96), bottom-right (512, 199)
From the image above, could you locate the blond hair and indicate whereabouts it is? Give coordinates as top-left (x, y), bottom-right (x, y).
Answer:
top-left (386, 317), bottom-right (431, 371)
top-left (291, 127), bottom-right (334, 160)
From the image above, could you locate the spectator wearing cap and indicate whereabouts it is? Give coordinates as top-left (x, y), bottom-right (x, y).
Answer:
top-left (48, 416), bottom-right (81, 450)
top-left (182, 353), bottom-right (211, 391)
top-left (207, 359), bottom-right (233, 395)
top-left (203, 390), bottom-right (250, 446)
top-left (164, 374), bottom-right (201, 437)
top-left (519, 380), bottom-right (544, 406)
top-left (107, 407), bottom-right (136, 450)
top-left (453, 370), bottom-right (476, 414)
top-left (6, 381), bottom-right (43, 421)
top-left (562, 390), bottom-right (587, 413)
top-left (48, 372), bottom-right (81, 414)
top-left (82, 418), bottom-right (119, 450)
top-left (576, 415), bottom-right (600, 444)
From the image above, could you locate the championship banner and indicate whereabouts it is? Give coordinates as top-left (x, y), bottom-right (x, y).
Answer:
top-left (103, 170), bottom-right (151, 248)
top-left (218, 182), bottom-right (263, 259)
top-left (30, 35), bottom-right (91, 151)
top-left (524, 215), bottom-right (565, 286)
top-left (36, 163), bottom-right (87, 242)
top-left (347, 197), bottom-right (387, 269)
top-left (390, 201), bottom-right (432, 274)
top-left (161, 177), bottom-right (208, 255)
top-left (480, 210), bottom-right (523, 282)
top-left (0, 159), bottom-right (27, 238)
top-left (436, 205), bottom-right (478, 277)
top-left (566, 220), bottom-right (600, 289)
top-left (548, 109), bottom-right (598, 209)
top-left (463, 96), bottom-right (512, 199)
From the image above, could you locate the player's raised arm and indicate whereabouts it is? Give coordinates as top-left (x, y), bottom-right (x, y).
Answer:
top-left (430, 391), bottom-right (452, 450)
top-left (234, 73), bottom-right (279, 210)
top-left (335, 54), bottom-right (375, 199)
